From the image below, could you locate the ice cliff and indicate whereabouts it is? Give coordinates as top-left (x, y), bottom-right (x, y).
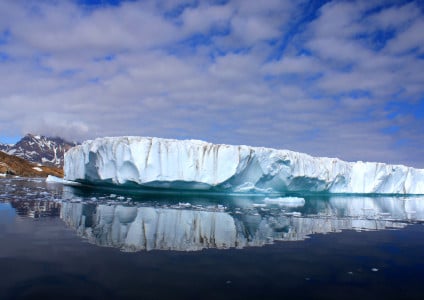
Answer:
top-left (64, 136), bottom-right (424, 195)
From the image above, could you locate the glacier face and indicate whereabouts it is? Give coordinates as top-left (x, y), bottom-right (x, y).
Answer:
top-left (64, 136), bottom-right (424, 195)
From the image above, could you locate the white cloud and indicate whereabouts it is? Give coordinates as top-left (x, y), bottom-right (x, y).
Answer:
top-left (0, 0), bottom-right (423, 168)
top-left (180, 3), bottom-right (232, 34)
top-left (263, 55), bottom-right (323, 76)
top-left (370, 2), bottom-right (421, 29)
top-left (385, 18), bottom-right (424, 54)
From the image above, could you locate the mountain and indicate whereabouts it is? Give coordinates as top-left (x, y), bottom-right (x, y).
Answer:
top-left (0, 134), bottom-right (77, 167)
top-left (0, 143), bottom-right (11, 152)
top-left (0, 151), bottom-right (63, 177)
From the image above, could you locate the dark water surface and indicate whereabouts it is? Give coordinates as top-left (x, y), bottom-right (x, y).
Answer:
top-left (1, 177), bottom-right (424, 299)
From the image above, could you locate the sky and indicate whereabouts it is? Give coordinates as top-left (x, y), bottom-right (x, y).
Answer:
top-left (0, 0), bottom-right (423, 167)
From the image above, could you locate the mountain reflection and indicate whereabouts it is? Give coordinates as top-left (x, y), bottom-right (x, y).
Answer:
top-left (60, 196), bottom-right (424, 252)
top-left (9, 199), bottom-right (61, 218)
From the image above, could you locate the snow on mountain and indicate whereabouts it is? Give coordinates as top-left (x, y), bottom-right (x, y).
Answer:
top-left (0, 151), bottom-right (64, 177)
top-left (1, 134), bottom-right (77, 167)
top-left (0, 143), bottom-right (11, 152)
top-left (64, 136), bottom-right (424, 195)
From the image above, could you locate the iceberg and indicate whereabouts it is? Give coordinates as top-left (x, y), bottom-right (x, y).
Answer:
top-left (64, 136), bottom-right (424, 195)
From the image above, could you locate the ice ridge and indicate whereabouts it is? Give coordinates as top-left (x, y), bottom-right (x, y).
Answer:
top-left (64, 136), bottom-right (424, 195)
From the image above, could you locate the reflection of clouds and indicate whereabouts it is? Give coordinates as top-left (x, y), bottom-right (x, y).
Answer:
top-left (0, 203), bottom-right (15, 224)
top-left (60, 196), bottom-right (424, 252)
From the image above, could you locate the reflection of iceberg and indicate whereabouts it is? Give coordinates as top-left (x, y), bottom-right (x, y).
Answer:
top-left (60, 196), bottom-right (424, 252)
top-left (64, 136), bottom-right (424, 194)
top-left (61, 203), bottom-right (237, 251)
top-left (328, 197), bottom-right (424, 220)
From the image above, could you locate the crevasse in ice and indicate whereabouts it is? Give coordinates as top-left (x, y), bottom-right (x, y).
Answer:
top-left (64, 136), bottom-right (424, 194)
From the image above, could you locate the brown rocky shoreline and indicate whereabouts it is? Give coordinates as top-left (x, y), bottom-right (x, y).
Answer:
top-left (0, 151), bottom-right (63, 178)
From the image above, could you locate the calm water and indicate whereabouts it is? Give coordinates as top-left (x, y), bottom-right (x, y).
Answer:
top-left (1, 177), bottom-right (424, 299)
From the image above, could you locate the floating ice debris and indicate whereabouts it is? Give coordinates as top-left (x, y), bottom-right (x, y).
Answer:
top-left (285, 212), bottom-right (302, 217)
top-left (371, 268), bottom-right (379, 272)
top-left (263, 197), bottom-right (305, 207)
top-left (117, 196), bottom-right (125, 200)
top-left (45, 176), bottom-right (62, 183)
top-left (46, 175), bottom-right (82, 186)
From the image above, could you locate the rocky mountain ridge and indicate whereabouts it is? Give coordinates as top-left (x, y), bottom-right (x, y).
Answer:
top-left (0, 134), bottom-right (77, 167)
top-left (0, 151), bottom-right (64, 177)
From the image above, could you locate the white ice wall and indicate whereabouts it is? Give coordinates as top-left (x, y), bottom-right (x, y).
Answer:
top-left (64, 136), bottom-right (424, 194)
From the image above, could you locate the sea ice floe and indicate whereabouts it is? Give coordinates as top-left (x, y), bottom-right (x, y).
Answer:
top-left (263, 197), bottom-right (305, 207)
